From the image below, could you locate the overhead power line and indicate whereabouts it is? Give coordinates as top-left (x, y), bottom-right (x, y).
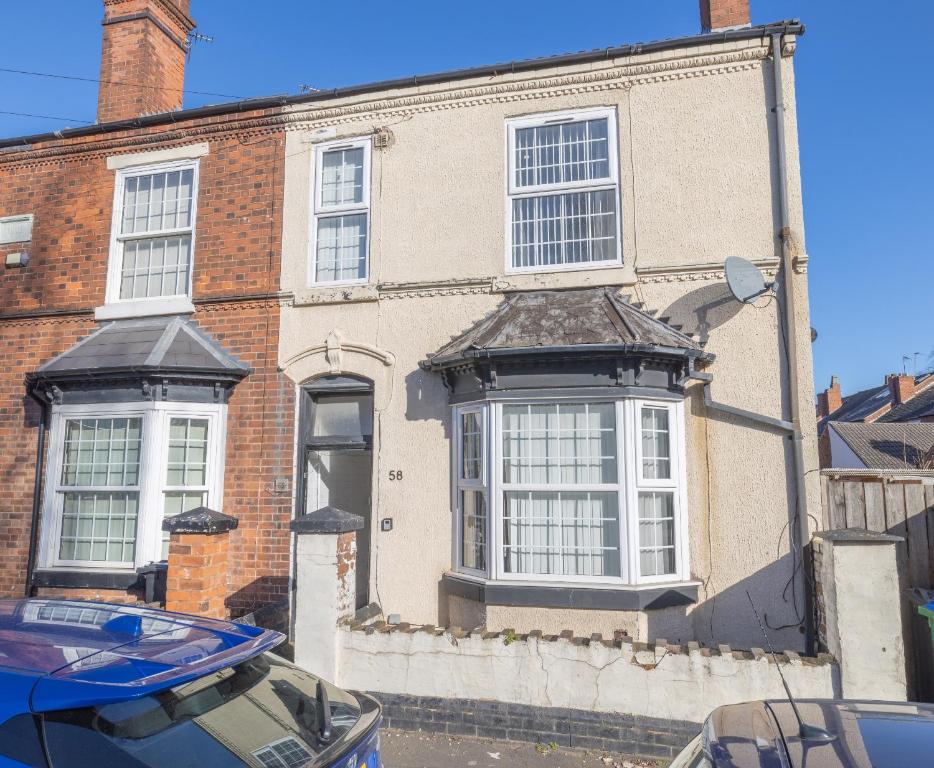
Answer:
top-left (0, 66), bottom-right (243, 99)
top-left (0, 110), bottom-right (93, 124)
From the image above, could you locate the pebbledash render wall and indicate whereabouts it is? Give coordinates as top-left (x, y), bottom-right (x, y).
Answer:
top-left (0, 112), bottom-right (294, 615)
top-left (278, 32), bottom-right (820, 651)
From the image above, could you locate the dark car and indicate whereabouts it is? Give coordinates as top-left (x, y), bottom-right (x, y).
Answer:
top-left (0, 599), bottom-right (381, 768)
top-left (670, 699), bottom-right (934, 768)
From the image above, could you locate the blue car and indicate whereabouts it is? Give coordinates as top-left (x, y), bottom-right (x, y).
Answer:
top-left (0, 599), bottom-right (381, 768)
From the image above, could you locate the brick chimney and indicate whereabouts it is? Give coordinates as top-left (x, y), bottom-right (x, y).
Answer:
top-left (98, 0), bottom-right (196, 123)
top-left (817, 375), bottom-right (843, 419)
top-left (886, 374), bottom-right (916, 406)
top-left (700, 0), bottom-right (751, 33)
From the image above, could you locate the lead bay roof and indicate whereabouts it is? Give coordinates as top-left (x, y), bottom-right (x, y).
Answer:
top-left (425, 287), bottom-right (711, 369)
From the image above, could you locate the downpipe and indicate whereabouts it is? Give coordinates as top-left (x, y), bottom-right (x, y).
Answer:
top-left (772, 31), bottom-right (815, 656)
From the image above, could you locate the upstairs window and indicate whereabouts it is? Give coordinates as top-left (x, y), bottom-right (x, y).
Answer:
top-left (311, 138), bottom-right (371, 285)
top-left (107, 161), bottom-right (198, 306)
top-left (506, 108), bottom-right (620, 272)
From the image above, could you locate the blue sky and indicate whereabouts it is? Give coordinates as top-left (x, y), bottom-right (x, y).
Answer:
top-left (1, 1), bottom-right (930, 395)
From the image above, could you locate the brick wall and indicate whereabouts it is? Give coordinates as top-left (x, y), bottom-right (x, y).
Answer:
top-left (0, 115), bottom-right (293, 613)
top-left (0, 316), bottom-right (95, 597)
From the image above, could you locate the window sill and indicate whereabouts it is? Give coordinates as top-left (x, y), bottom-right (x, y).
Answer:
top-left (293, 284), bottom-right (378, 307)
top-left (95, 296), bottom-right (195, 321)
top-left (495, 263), bottom-right (636, 293)
top-left (442, 572), bottom-right (699, 612)
top-left (32, 568), bottom-right (141, 591)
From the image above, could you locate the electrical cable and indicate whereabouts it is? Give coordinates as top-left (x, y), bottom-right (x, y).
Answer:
top-left (0, 66), bottom-right (243, 99)
top-left (0, 110), bottom-right (92, 124)
top-left (763, 288), bottom-right (807, 632)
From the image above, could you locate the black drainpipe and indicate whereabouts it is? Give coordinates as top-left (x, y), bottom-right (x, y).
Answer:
top-left (24, 389), bottom-right (48, 597)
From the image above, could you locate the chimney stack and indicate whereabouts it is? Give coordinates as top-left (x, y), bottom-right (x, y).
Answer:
top-left (817, 375), bottom-right (843, 419)
top-left (700, 0), bottom-right (751, 33)
top-left (886, 374), bottom-right (916, 406)
top-left (98, 0), bottom-right (196, 123)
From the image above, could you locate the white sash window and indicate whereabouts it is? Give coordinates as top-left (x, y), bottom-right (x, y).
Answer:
top-left (506, 108), bottom-right (622, 273)
top-left (310, 138), bottom-right (371, 285)
top-left (106, 160), bottom-right (200, 313)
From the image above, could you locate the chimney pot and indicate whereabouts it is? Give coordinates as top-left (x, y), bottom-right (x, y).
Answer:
top-left (97, 0), bottom-right (196, 124)
top-left (699, 0), bottom-right (751, 33)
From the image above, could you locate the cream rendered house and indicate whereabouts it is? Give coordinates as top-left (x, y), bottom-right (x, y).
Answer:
top-left (278, 10), bottom-right (818, 652)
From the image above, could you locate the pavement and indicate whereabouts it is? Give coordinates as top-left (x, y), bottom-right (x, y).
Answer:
top-left (380, 729), bottom-right (666, 768)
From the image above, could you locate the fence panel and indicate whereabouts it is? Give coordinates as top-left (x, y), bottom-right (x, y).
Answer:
top-left (820, 471), bottom-right (934, 590)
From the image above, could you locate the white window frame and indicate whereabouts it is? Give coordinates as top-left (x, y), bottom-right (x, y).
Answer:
top-left (504, 107), bottom-right (622, 275)
top-left (626, 399), bottom-right (690, 584)
top-left (308, 137), bottom-right (372, 287)
top-left (452, 404), bottom-right (489, 577)
top-left (38, 400), bottom-right (226, 572)
top-left (452, 397), bottom-right (688, 586)
top-left (103, 159), bottom-right (200, 317)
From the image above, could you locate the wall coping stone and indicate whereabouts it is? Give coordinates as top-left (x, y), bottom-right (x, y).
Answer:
top-left (162, 506), bottom-right (239, 535)
top-left (291, 506), bottom-right (364, 534)
top-left (814, 528), bottom-right (904, 544)
top-left (339, 620), bottom-right (833, 665)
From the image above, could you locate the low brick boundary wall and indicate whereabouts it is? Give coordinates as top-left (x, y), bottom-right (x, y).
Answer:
top-left (369, 693), bottom-right (700, 760)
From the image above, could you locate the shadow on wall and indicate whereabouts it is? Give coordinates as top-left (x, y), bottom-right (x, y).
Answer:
top-left (226, 576), bottom-right (290, 620)
top-left (660, 283), bottom-right (744, 345)
top-left (685, 553), bottom-right (806, 653)
top-left (405, 367), bottom-right (450, 435)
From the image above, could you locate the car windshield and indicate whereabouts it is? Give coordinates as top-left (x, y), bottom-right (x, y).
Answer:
top-left (42, 653), bottom-right (366, 767)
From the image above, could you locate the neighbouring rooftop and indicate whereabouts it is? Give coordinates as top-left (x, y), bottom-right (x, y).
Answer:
top-left (830, 421), bottom-right (934, 470)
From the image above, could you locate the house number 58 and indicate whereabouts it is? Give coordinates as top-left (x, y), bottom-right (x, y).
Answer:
top-left (389, 470), bottom-right (403, 481)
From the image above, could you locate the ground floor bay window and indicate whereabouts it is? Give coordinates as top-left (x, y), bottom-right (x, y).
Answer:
top-left (37, 401), bottom-right (227, 573)
top-left (454, 399), bottom-right (689, 585)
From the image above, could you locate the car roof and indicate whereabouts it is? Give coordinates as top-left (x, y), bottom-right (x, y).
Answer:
top-left (707, 699), bottom-right (934, 768)
top-left (0, 599), bottom-right (283, 720)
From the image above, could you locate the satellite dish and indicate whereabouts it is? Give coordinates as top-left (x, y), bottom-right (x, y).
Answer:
top-left (725, 257), bottom-right (772, 304)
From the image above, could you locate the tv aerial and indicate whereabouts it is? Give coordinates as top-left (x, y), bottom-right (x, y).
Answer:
top-left (724, 256), bottom-right (774, 304)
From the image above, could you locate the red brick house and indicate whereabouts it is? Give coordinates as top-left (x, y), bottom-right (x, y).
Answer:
top-left (0, 0), bottom-right (293, 616)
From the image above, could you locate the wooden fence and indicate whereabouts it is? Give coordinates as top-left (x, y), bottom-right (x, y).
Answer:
top-left (821, 470), bottom-right (934, 589)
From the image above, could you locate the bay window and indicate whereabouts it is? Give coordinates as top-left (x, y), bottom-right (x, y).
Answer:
top-left (39, 402), bottom-right (226, 572)
top-left (506, 108), bottom-right (621, 272)
top-left (454, 399), bottom-right (687, 585)
top-left (311, 138), bottom-right (371, 285)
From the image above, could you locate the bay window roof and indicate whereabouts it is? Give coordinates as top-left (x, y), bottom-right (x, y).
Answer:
top-left (424, 287), bottom-right (713, 370)
top-left (29, 316), bottom-right (249, 401)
